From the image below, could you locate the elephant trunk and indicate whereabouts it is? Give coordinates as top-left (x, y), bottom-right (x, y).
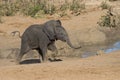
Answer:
top-left (66, 37), bottom-right (81, 49)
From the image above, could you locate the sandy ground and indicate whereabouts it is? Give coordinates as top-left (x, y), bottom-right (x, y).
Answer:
top-left (0, 1), bottom-right (120, 80)
top-left (0, 51), bottom-right (120, 80)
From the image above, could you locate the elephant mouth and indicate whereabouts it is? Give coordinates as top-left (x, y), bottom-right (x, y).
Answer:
top-left (56, 36), bottom-right (66, 42)
top-left (59, 38), bottom-right (66, 42)
top-left (57, 39), bottom-right (66, 42)
top-left (62, 39), bottom-right (66, 42)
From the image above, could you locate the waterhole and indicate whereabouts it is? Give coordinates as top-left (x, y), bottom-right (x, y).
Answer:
top-left (81, 41), bottom-right (120, 58)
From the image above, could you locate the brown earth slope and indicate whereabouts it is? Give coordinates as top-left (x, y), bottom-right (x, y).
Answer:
top-left (0, 51), bottom-right (120, 80)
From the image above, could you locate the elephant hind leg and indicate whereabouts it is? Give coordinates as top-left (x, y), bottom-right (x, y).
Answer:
top-left (16, 44), bottom-right (31, 64)
top-left (16, 53), bottom-right (24, 65)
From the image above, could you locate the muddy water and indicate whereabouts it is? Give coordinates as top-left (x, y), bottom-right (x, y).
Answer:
top-left (104, 41), bottom-right (120, 53)
top-left (81, 40), bottom-right (120, 58)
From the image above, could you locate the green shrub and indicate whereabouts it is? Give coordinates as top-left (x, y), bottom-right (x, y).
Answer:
top-left (0, 3), bottom-right (16, 16)
top-left (27, 5), bottom-right (44, 17)
top-left (0, 16), bottom-right (2, 23)
top-left (117, 16), bottom-right (120, 27)
top-left (44, 4), bottom-right (56, 15)
top-left (98, 14), bottom-right (111, 27)
top-left (60, 0), bottom-right (70, 11)
top-left (0, 0), bottom-right (46, 17)
top-left (109, 0), bottom-right (118, 1)
top-left (98, 11), bottom-right (117, 28)
top-left (19, 0), bottom-right (47, 17)
top-left (100, 1), bottom-right (110, 10)
top-left (70, 0), bottom-right (85, 14)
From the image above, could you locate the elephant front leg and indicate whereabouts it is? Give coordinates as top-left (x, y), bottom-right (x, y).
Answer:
top-left (38, 48), bottom-right (47, 63)
top-left (51, 49), bottom-right (58, 60)
top-left (48, 44), bottom-right (58, 60)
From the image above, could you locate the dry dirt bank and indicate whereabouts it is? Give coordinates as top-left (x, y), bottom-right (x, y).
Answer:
top-left (0, 50), bottom-right (120, 80)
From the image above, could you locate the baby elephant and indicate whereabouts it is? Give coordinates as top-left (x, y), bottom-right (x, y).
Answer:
top-left (12, 20), bottom-right (81, 64)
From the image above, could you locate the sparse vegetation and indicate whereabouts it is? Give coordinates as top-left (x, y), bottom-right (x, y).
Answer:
top-left (109, 0), bottom-right (118, 1)
top-left (98, 10), bottom-right (120, 28)
top-left (98, 12), bottom-right (111, 27)
top-left (59, 0), bottom-right (70, 17)
top-left (70, 0), bottom-right (85, 15)
top-left (100, 1), bottom-right (110, 10)
top-left (0, 16), bottom-right (2, 23)
top-left (116, 15), bottom-right (120, 27)
top-left (0, 50), bottom-right (3, 59)
top-left (60, 1), bottom-right (70, 11)
top-left (0, 0), bottom-right (85, 17)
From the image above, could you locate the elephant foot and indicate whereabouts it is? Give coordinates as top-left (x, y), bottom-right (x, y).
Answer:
top-left (15, 58), bottom-right (21, 65)
top-left (48, 57), bottom-right (62, 62)
top-left (15, 60), bottom-right (20, 65)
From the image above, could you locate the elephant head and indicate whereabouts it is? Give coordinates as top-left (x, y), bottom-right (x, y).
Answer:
top-left (43, 20), bottom-right (81, 49)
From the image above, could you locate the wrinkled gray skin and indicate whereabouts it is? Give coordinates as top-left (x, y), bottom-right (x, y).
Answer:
top-left (16, 20), bottom-right (81, 64)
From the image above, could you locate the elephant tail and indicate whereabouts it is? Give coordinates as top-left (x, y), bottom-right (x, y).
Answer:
top-left (11, 31), bottom-right (21, 38)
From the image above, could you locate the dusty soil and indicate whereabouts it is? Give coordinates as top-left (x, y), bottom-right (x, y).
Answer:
top-left (0, 51), bottom-right (120, 80)
top-left (0, 0), bottom-right (120, 80)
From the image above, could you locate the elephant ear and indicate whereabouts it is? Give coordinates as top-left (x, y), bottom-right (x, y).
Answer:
top-left (43, 20), bottom-right (56, 40)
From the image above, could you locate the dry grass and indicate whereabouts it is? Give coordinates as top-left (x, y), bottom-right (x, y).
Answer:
top-left (0, 0), bottom-right (85, 17)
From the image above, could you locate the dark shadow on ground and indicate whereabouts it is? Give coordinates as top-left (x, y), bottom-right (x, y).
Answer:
top-left (20, 59), bottom-right (41, 64)
top-left (20, 58), bottom-right (63, 64)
